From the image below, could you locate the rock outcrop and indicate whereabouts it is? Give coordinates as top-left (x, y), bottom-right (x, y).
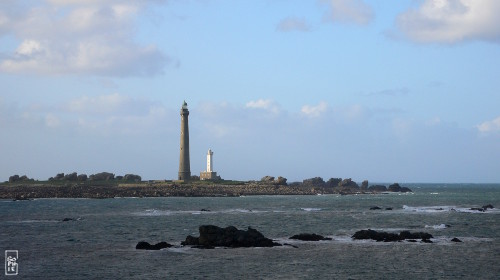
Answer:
top-left (89, 172), bottom-right (115, 181)
top-left (289, 233), bottom-right (332, 241)
top-left (388, 183), bottom-right (412, 192)
top-left (136, 241), bottom-right (172, 250)
top-left (368, 185), bottom-right (387, 192)
top-left (9, 175), bottom-right (33, 183)
top-left (352, 229), bottom-right (433, 242)
top-left (181, 225), bottom-right (281, 248)
top-left (360, 180), bottom-right (368, 191)
top-left (338, 178), bottom-right (359, 189)
top-left (303, 177), bottom-right (326, 188)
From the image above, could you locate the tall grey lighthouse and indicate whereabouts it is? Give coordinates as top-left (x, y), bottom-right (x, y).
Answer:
top-left (178, 101), bottom-right (191, 180)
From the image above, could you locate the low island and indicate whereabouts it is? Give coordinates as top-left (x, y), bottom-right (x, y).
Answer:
top-left (0, 172), bottom-right (411, 199)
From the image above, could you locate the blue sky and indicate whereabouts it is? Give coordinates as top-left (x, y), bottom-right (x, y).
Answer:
top-left (1, 0), bottom-right (499, 183)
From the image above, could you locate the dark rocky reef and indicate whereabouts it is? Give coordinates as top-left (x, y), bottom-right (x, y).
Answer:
top-left (352, 229), bottom-right (433, 242)
top-left (136, 241), bottom-right (172, 250)
top-left (388, 183), bottom-right (412, 193)
top-left (471, 204), bottom-right (495, 212)
top-left (289, 233), bottom-right (332, 241)
top-left (181, 225), bottom-right (281, 248)
top-left (368, 185), bottom-right (387, 192)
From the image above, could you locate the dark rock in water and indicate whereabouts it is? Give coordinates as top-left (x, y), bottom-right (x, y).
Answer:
top-left (13, 196), bottom-right (32, 201)
top-left (200, 209), bottom-right (211, 212)
top-left (182, 225), bottom-right (281, 248)
top-left (385, 207), bottom-right (393, 210)
top-left (136, 241), bottom-right (172, 250)
top-left (421, 239), bottom-right (433, 243)
top-left (352, 229), bottom-right (433, 242)
top-left (370, 206), bottom-right (382, 210)
top-left (368, 185), bottom-right (387, 192)
top-left (289, 233), bottom-right (332, 241)
top-left (62, 218), bottom-right (74, 222)
top-left (388, 183), bottom-right (402, 192)
top-left (482, 204), bottom-right (494, 210)
top-left (451, 237), bottom-right (462, 242)
top-left (399, 231), bottom-right (433, 240)
top-left (352, 229), bottom-right (399, 242)
top-left (388, 183), bottom-right (413, 193)
top-left (181, 235), bottom-right (199, 246)
top-left (470, 207), bottom-right (485, 212)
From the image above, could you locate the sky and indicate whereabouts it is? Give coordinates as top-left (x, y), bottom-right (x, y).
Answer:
top-left (1, 0), bottom-right (499, 183)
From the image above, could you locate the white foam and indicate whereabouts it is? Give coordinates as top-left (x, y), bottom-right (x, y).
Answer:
top-left (166, 247), bottom-right (193, 254)
top-left (425, 224), bottom-right (449, 229)
top-left (403, 205), bottom-right (499, 214)
top-left (301, 208), bottom-right (322, 212)
top-left (8, 219), bottom-right (59, 223)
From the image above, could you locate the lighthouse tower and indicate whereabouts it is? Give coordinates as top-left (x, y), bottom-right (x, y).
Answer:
top-left (207, 149), bottom-right (213, 172)
top-left (178, 101), bottom-right (191, 181)
top-left (200, 149), bottom-right (219, 180)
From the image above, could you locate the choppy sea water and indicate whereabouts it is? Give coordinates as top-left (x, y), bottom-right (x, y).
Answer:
top-left (1, 184), bottom-right (499, 279)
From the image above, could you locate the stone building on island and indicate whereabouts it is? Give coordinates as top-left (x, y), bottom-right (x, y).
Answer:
top-left (200, 149), bottom-right (220, 181)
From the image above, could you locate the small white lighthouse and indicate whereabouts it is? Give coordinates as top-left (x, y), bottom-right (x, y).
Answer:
top-left (207, 149), bottom-right (213, 172)
top-left (200, 149), bottom-right (219, 181)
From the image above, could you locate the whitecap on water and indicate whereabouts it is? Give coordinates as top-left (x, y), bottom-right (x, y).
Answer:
top-left (301, 208), bottom-right (322, 212)
top-left (425, 224), bottom-right (450, 230)
top-left (403, 205), bottom-right (499, 214)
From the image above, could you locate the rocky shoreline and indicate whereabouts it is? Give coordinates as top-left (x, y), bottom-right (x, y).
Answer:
top-left (0, 181), bottom-right (411, 199)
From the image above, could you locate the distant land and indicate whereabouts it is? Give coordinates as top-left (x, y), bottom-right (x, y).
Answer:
top-left (0, 172), bottom-right (411, 199)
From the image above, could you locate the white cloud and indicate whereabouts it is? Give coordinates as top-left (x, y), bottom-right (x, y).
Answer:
top-left (45, 113), bottom-right (61, 128)
top-left (301, 101), bottom-right (328, 118)
top-left (68, 93), bottom-right (132, 115)
top-left (477, 116), bottom-right (500, 133)
top-left (321, 0), bottom-right (374, 25)
top-left (245, 99), bottom-right (281, 114)
top-left (396, 0), bottom-right (500, 44)
top-left (276, 17), bottom-right (311, 32)
top-left (0, 0), bottom-right (167, 76)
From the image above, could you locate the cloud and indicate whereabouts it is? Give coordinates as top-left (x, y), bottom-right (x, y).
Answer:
top-left (0, 0), bottom-right (168, 76)
top-left (68, 93), bottom-right (135, 115)
top-left (321, 0), bottom-right (374, 25)
top-left (276, 17), bottom-right (311, 32)
top-left (396, 0), bottom-right (500, 44)
top-left (45, 113), bottom-right (61, 128)
top-left (301, 101), bottom-right (328, 118)
top-left (245, 99), bottom-right (281, 114)
top-left (477, 116), bottom-right (500, 133)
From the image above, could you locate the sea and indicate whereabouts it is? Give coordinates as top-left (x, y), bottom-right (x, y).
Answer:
top-left (1, 184), bottom-right (499, 279)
